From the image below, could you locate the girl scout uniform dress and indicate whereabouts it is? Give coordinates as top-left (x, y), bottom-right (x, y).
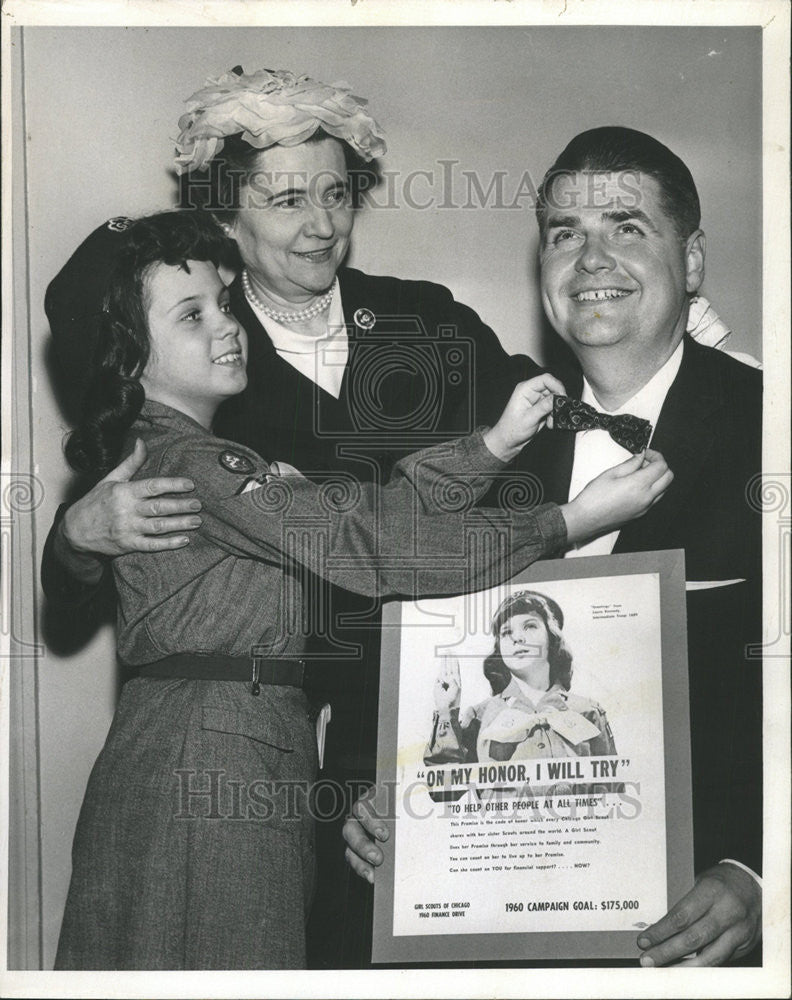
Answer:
top-left (425, 680), bottom-right (617, 799)
top-left (55, 400), bottom-right (566, 970)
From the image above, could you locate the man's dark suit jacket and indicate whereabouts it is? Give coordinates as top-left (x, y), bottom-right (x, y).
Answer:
top-left (505, 335), bottom-right (763, 876)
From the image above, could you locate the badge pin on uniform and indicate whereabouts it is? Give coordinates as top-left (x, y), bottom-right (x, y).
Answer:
top-left (219, 450), bottom-right (256, 474)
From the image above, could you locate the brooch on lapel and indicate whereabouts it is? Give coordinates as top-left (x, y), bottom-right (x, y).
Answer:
top-left (353, 307), bottom-right (376, 330)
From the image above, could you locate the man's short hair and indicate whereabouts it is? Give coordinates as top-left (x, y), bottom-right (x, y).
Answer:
top-left (536, 126), bottom-right (701, 240)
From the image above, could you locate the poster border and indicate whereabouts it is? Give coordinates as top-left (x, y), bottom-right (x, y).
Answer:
top-left (373, 549), bottom-right (693, 964)
top-left (2, 1), bottom-right (789, 998)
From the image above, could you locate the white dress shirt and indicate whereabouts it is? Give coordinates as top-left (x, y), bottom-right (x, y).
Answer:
top-left (565, 340), bottom-right (684, 558)
top-left (562, 342), bottom-right (763, 888)
top-left (245, 284), bottom-right (348, 398)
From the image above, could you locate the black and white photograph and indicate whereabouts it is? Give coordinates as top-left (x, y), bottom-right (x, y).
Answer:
top-left (372, 552), bottom-right (694, 963)
top-left (2, 1), bottom-right (789, 997)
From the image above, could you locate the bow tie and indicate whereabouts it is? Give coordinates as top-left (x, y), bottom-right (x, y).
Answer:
top-left (553, 395), bottom-right (652, 454)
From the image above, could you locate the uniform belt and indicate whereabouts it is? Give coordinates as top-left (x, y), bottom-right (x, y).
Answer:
top-left (132, 653), bottom-right (305, 696)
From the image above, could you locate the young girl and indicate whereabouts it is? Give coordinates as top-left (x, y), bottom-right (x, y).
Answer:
top-left (47, 211), bottom-right (671, 969)
top-left (425, 590), bottom-right (620, 797)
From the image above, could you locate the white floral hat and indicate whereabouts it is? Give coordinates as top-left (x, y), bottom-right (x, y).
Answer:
top-left (175, 67), bottom-right (387, 173)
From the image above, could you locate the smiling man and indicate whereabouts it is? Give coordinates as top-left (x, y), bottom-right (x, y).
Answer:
top-left (504, 128), bottom-right (762, 966)
top-left (529, 132), bottom-right (763, 968)
top-left (539, 171), bottom-right (703, 410)
top-left (345, 127), bottom-right (763, 968)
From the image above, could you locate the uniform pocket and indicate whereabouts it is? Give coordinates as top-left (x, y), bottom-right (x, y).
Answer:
top-left (201, 705), bottom-right (294, 752)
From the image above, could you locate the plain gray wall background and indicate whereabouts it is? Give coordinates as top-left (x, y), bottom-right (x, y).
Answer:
top-left (16, 24), bottom-right (761, 967)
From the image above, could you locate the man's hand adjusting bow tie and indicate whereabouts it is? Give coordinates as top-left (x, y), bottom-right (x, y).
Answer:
top-left (553, 395), bottom-right (652, 454)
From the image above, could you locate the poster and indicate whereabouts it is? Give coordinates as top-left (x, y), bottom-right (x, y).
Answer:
top-left (373, 550), bottom-right (693, 963)
top-left (2, 1), bottom-right (789, 997)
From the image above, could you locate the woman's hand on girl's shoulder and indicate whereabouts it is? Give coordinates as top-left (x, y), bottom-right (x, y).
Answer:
top-left (63, 438), bottom-right (202, 558)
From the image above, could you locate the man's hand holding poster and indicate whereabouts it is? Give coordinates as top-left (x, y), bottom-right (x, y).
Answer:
top-left (372, 550), bottom-right (693, 963)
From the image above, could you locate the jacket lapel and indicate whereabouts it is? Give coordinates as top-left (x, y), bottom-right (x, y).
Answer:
top-left (222, 276), bottom-right (355, 464)
top-left (337, 265), bottom-right (382, 319)
top-left (614, 337), bottom-right (724, 554)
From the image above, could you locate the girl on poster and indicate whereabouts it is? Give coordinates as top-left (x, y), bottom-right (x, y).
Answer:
top-left (425, 590), bottom-right (617, 769)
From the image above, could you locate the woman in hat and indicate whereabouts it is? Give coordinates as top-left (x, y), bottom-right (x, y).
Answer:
top-left (425, 590), bottom-right (617, 778)
top-left (41, 67), bottom-right (675, 968)
top-left (39, 67), bottom-right (566, 969)
top-left (44, 65), bottom-right (741, 567)
top-left (48, 210), bottom-right (669, 970)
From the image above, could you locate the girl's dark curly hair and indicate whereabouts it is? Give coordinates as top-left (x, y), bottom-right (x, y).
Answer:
top-left (482, 589), bottom-right (573, 695)
top-left (65, 211), bottom-right (235, 477)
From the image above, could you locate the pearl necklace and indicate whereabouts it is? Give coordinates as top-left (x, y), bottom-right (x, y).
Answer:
top-left (242, 269), bottom-right (335, 324)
